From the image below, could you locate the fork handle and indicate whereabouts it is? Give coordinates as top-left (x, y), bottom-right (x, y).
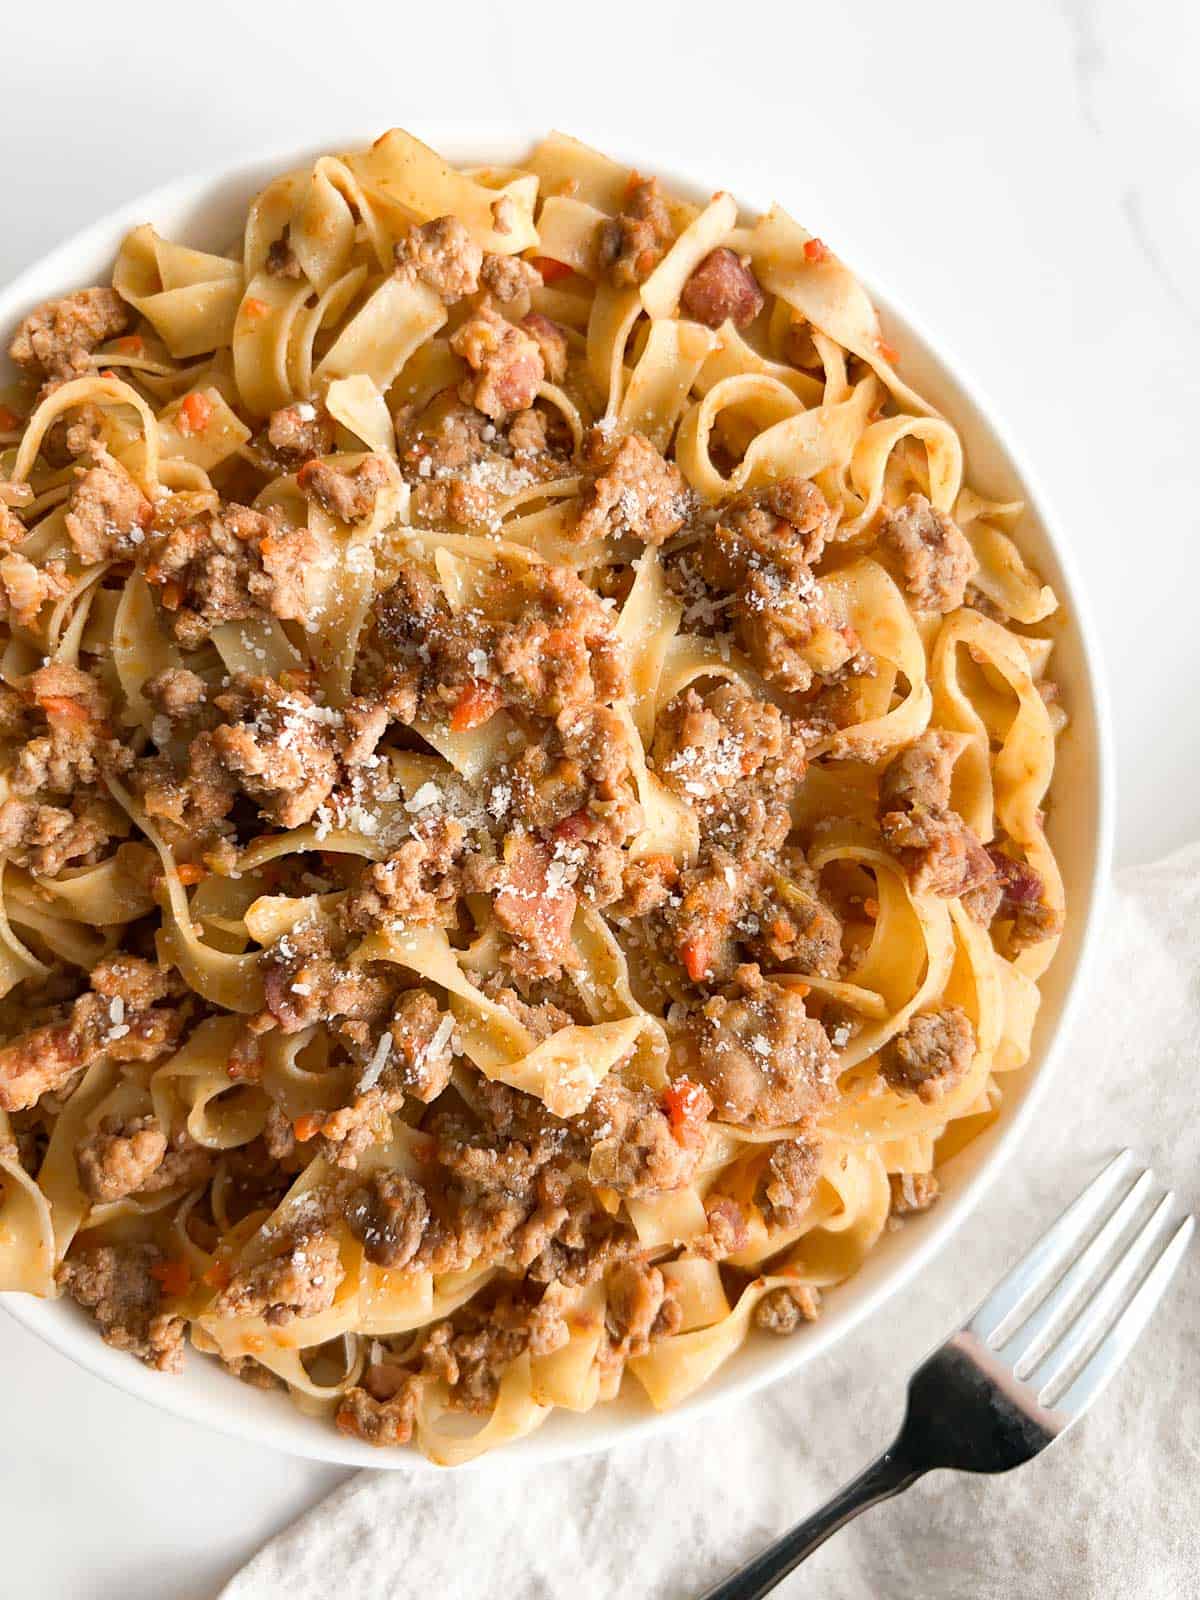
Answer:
top-left (699, 1447), bottom-right (921, 1599)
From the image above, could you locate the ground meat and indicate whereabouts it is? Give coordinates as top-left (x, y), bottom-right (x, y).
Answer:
top-left (655, 797), bottom-right (829, 985)
top-left (336, 1375), bottom-right (422, 1446)
top-left (882, 807), bottom-right (995, 899)
top-left (1008, 899), bottom-right (1065, 950)
top-left (695, 1193), bottom-right (751, 1259)
top-left (317, 990), bottom-right (457, 1170)
top-left (519, 313), bottom-right (568, 384)
top-left (144, 667), bottom-right (207, 722)
top-left (680, 965), bottom-right (837, 1127)
top-left (0, 795), bottom-right (124, 876)
top-left (697, 478), bottom-right (840, 692)
top-left (878, 494), bottom-right (977, 613)
top-left (75, 1114), bottom-right (168, 1203)
top-left (760, 1138), bottom-right (821, 1227)
top-left (575, 430), bottom-right (689, 547)
top-left (298, 455), bottom-right (391, 524)
top-left (879, 728), bottom-right (955, 814)
top-left (143, 499), bottom-right (325, 647)
top-left (507, 406), bottom-right (548, 459)
top-left (423, 1299), bottom-right (557, 1413)
top-left (880, 1007), bottom-right (975, 1103)
top-left (375, 561), bottom-right (628, 729)
top-left (395, 391), bottom-right (564, 529)
top-left (680, 247), bottom-right (764, 329)
top-left (482, 984), bottom-right (576, 1043)
top-left (381, 987), bottom-right (457, 1103)
top-left (211, 674), bottom-right (387, 829)
top-left (0, 1011), bottom-right (85, 1113)
top-left (341, 817), bottom-right (465, 934)
top-left (0, 550), bottom-right (71, 627)
top-left (58, 1243), bottom-right (186, 1371)
top-left (9, 288), bottom-right (130, 382)
top-left (616, 853), bottom-right (679, 918)
top-left (260, 917), bottom-right (397, 1037)
top-left (480, 252), bottom-right (542, 303)
top-left (394, 216), bottom-right (483, 303)
top-left (605, 1261), bottom-right (681, 1357)
top-left (129, 734), bottom-right (237, 849)
top-left (265, 229), bottom-right (302, 279)
top-left (63, 447), bottom-right (151, 564)
top-left (450, 303), bottom-right (545, 422)
top-left (491, 833), bottom-right (578, 982)
top-left (222, 1354), bottom-right (285, 1390)
top-left (0, 959), bottom-right (180, 1112)
top-left (754, 1283), bottom-right (821, 1333)
top-left (889, 1171), bottom-right (941, 1214)
top-left (488, 569), bottom-right (629, 718)
top-left (213, 1227), bottom-right (344, 1326)
top-left (652, 681), bottom-right (786, 801)
top-left (266, 401), bottom-right (335, 463)
top-left (343, 1172), bottom-right (430, 1267)
top-left (596, 177), bottom-right (674, 287)
top-left (505, 709), bottom-right (642, 909)
top-left (91, 952), bottom-right (171, 1009)
top-left (745, 861), bottom-right (844, 977)
top-left (970, 845), bottom-right (1065, 948)
top-left (12, 663), bottom-right (132, 801)
top-left (878, 733), bottom-right (995, 898)
top-left (580, 1077), bottom-right (710, 1198)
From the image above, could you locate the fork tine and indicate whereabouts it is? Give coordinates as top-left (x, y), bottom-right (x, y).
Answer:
top-left (1002, 1170), bottom-right (1154, 1372)
top-left (969, 1150), bottom-right (1134, 1345)
top-left (1026, 1193), bottom-right (1179, 1402)
top-left (1047, 1214), bottom-right (1194, 1417)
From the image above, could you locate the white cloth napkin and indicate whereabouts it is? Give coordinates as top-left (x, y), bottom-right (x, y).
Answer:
top-left (223, 847), bottom-right (1200, 1600)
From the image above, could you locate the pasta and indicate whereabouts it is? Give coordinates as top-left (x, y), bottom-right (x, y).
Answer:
top-left (0, 127), bottom-right (1065, 1463)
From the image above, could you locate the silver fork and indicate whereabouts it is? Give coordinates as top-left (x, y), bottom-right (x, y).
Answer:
top-left (701, 1150), bottom-right (1193, 1599)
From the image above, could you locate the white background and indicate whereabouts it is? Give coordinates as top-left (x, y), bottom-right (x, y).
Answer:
top-left (1, 1), bottom-right (1196, 1595)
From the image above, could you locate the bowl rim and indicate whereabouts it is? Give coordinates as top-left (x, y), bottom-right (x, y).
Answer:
top-left (0, 125), bottom-right (1116, 1472)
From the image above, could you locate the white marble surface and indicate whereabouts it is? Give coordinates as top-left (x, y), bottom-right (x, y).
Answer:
top-left (1, 1), bottom-right (1196, 1595)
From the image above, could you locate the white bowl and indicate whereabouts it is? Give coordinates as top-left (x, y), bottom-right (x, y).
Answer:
top-left (0, 130), bottom-right (1114, 1470)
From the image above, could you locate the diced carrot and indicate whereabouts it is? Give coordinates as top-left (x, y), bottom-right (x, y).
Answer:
top-left (159, 579), bottom-right (183, 611)
top-left (679, 934), bottom-right (712, 984)
top-left (769, 916), bottom-right (796, 945)
top-left (449, 678), bottom-right (503, 733)
top-left (532, 256), bottom-right (572, 284)
top-left (99, 368), bottom-right (117, 379)
top-left (113, 334), bottom-right (144, 354)
top-left (242, 296), bottom-right (269, 320)
top-left (149, 1258), bottom-right (192, 1298)
top-left (244, 1334), bottom-right (265, 1355)
top-left (877, 337), bottom-right (900, 365)
top-left (178, 391), bottom-right (213, 436)
top-left (791, 982), bottom-right (811, 999)
top-left (175, 862), bottom-right (208, 886)
top-left (201, 1259), bottom-right (232, 1290)
top-left (0, 404), bottom-right (23, 431)
top-left (36, 694), bottom-right (90, 727)
top-left (293, 1112), bottom-right (326, 1143)
top-left (661, 1077), bottom-right (711, 1144)
top-left (803, 238), bottom-right (831, 264)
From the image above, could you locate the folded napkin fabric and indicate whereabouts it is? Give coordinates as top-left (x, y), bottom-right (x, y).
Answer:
top-left (224, 845), bottom-right (1200, 1600)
